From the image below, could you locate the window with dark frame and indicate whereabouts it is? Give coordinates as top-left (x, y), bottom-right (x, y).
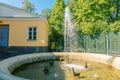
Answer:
top-left (28, 27), bottom-right (37, 40)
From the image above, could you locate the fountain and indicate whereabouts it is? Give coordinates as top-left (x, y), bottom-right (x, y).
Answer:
top-left (64, 6), bottom-right (86, 75)
top-left (1, 4), bottom-right (120, 80)
top-left (64, 6), bottom-right (79, 52)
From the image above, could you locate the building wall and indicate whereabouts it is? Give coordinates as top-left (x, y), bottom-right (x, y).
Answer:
top-left (0, 20), bottom-right (49, 47)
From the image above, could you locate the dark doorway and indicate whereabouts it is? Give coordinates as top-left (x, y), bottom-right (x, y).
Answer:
top-left (0, 25), bottom-right (9, 46)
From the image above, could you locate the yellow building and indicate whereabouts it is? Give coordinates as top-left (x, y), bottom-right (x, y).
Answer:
top-left (0, 2), bottom-right (49, 53)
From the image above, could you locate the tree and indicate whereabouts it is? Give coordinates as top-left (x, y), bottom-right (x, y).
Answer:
top-left (110, 21), bottom-right (120, 32)
top-left (114, 0), bottom-right (120, 20)
top-left (22, 0), bottom-right (36, 13)
top-left (69, 0), bottom-right (119, 34)
top-left (40, 8), bottom-right (52, 19)
top-left (49, 0), bottom-right (65, 51)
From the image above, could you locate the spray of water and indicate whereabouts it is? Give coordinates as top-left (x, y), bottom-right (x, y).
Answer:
top-left (55, 7), bottom-right (86, 78)
top-left (64, 7), bottom-right (79, 52)
top-left (64, 7), bottom-right (86, 73)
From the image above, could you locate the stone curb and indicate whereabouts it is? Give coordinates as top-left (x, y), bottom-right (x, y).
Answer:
top-left (0, 52), bottom-right (120, 80)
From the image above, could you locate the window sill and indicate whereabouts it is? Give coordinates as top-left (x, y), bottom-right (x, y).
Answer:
top-left (27, 39), bottom-right (37, 41)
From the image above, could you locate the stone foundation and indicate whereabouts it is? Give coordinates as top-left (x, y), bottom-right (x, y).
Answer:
top-left (8, 46), bottom-right (49, 54)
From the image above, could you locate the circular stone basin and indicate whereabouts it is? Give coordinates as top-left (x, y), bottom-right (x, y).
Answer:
top-left (12, 60), bottom-right (120, 80)
top-left (0, 52), bottom-right (120, 80)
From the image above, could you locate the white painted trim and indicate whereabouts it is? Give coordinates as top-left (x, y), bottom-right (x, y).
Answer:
top-left (0, 17), bottom-right (47, 20)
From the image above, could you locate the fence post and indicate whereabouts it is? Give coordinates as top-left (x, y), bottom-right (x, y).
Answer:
top-left (117, 32), bottom-right (119, 54)
top-left (109, 33), bottom-right (111, 54)
top-left (84, 35), bottom-right (86, 53)
top-left (106, 32), bottom-right (109, 55)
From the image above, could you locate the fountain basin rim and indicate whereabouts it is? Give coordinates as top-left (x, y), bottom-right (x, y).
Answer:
top-left (0, 52), bottom-right (120, 80)
top-left (0, 53), bottom-right (58, 80)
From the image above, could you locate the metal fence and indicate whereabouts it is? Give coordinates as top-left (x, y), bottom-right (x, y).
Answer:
top-left (79, 32), bottom-right (120, 55)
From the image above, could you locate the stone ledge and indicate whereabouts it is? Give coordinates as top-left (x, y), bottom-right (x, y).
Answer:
top-left (0, 52), bottom-right (120, 80)
top-left (0, 53), bottom-right (57, 80)
top-left (53, 52), bottom-right (120, 70)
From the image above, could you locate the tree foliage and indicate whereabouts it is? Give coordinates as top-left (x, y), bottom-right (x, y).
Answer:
top-left (22, 0), bottom-right (36, 13)
top-left (69, 0), bottom-right (120, 34)
top-left (40, 8), bottom-right (52, 19)
top-left (49, 0), bottom-right (65, 50)
top-left (110, 21), bottom-right (120, 32)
